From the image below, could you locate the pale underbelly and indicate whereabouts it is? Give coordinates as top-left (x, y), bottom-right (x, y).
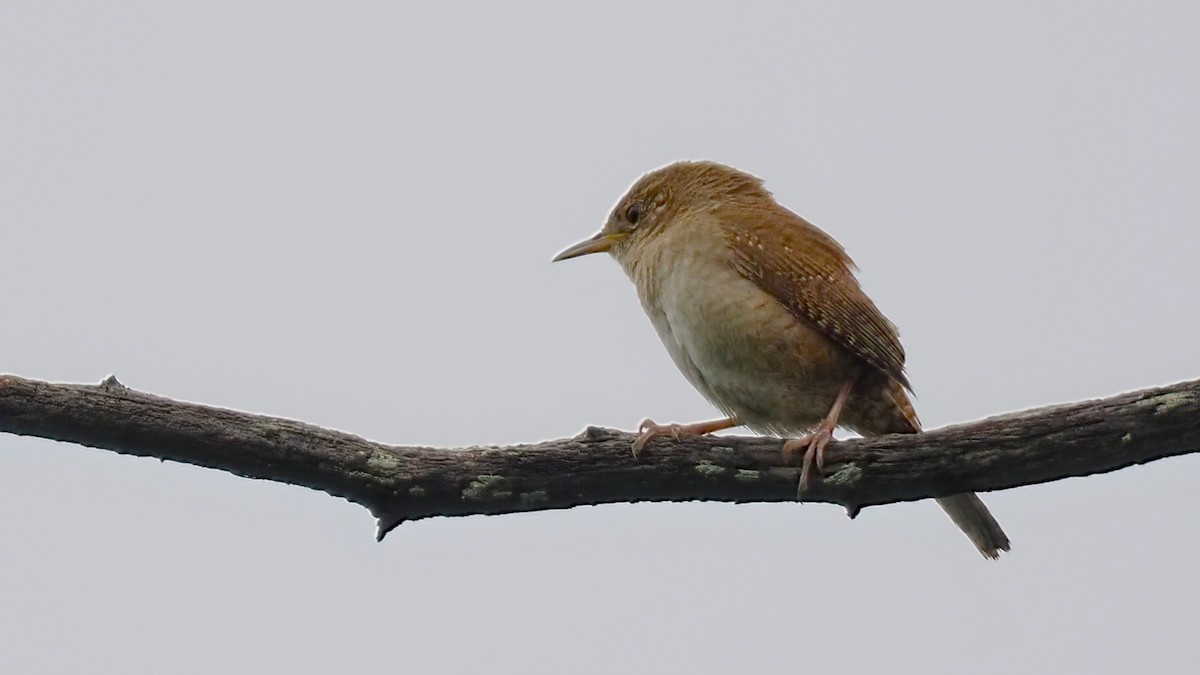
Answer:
top-left (645, 265), bottom-right (863, 435)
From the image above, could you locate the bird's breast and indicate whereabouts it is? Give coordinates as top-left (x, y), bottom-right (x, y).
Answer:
top-left (625, 232), bottom-right (860, 435)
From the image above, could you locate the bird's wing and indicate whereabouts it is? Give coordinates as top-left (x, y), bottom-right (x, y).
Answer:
top-left (721, 206), bottom-right (911, 391)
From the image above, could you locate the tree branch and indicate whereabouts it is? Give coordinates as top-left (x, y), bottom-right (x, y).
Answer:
top-left (1, 373), bottom-right (1196, 540)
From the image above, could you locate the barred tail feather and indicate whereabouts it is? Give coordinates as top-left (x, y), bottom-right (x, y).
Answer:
top-left (936, 493), bottom-right (1011, 559)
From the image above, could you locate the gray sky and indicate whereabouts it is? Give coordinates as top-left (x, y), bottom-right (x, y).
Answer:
top-left (2, 2), bottom-right (1198, 673)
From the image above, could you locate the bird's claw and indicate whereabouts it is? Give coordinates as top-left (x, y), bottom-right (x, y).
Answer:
top-left (632, 416), bottom-right (741, 459)
top-left (632, 418), bottom-right (682, 459)
top-left (782, 423), bottom-right (837, 497)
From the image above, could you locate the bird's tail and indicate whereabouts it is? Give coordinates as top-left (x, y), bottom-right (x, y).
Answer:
top-left (935, 493), bottom-right (1011, 559)
top-left (880, 379), bottom-right (1011, 558)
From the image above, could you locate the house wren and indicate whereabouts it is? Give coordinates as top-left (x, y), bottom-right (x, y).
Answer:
top-left (553, 161), bottom-right (1010, 558)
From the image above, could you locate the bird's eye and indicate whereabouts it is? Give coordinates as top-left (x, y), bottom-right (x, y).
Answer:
top-left (625, 203), bottom-right (642, 226)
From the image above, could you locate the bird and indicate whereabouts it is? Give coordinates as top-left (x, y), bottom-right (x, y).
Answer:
top-left (552, 160), bottom-right (1010, 558)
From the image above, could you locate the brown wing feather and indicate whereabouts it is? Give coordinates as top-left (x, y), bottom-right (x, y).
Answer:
top-left (721, 206), bottom-right (911, 391)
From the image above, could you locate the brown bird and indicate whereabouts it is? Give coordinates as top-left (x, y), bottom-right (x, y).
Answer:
top-left (553, 160), bottom-right (1010, 558)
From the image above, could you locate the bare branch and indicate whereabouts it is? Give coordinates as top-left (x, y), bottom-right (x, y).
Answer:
top-left (1, 374), bottom-right (1196, 540)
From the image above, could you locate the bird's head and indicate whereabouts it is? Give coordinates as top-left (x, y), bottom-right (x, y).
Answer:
top-left (552, 161), bottom-right (770, 266)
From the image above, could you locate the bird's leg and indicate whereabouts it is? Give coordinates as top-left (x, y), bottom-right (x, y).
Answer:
top-left (632, 416), bottom-right (740, 459)
top-left (782, 376), bottom-right (859, 495)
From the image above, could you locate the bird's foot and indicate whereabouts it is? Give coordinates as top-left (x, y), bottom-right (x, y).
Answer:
top-left (631, 416), bottom-right (740, 459)
top-left (782, 376), bottom-right (857, 497)
top-left (632, 419), bottom-right (683, 459)
top-left (781, 420), bottom-right (838, 497)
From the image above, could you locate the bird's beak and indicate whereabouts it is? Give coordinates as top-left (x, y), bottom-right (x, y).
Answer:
top-left (552, 232), bottom-right (624, 262)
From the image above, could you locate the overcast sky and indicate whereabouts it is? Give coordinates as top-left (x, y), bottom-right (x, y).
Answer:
top-left (2, 2), bottom-right (1198, 674)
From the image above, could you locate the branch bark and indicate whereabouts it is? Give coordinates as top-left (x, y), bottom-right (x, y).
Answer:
top-left (1, 373), bottom-right (1196, 540)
